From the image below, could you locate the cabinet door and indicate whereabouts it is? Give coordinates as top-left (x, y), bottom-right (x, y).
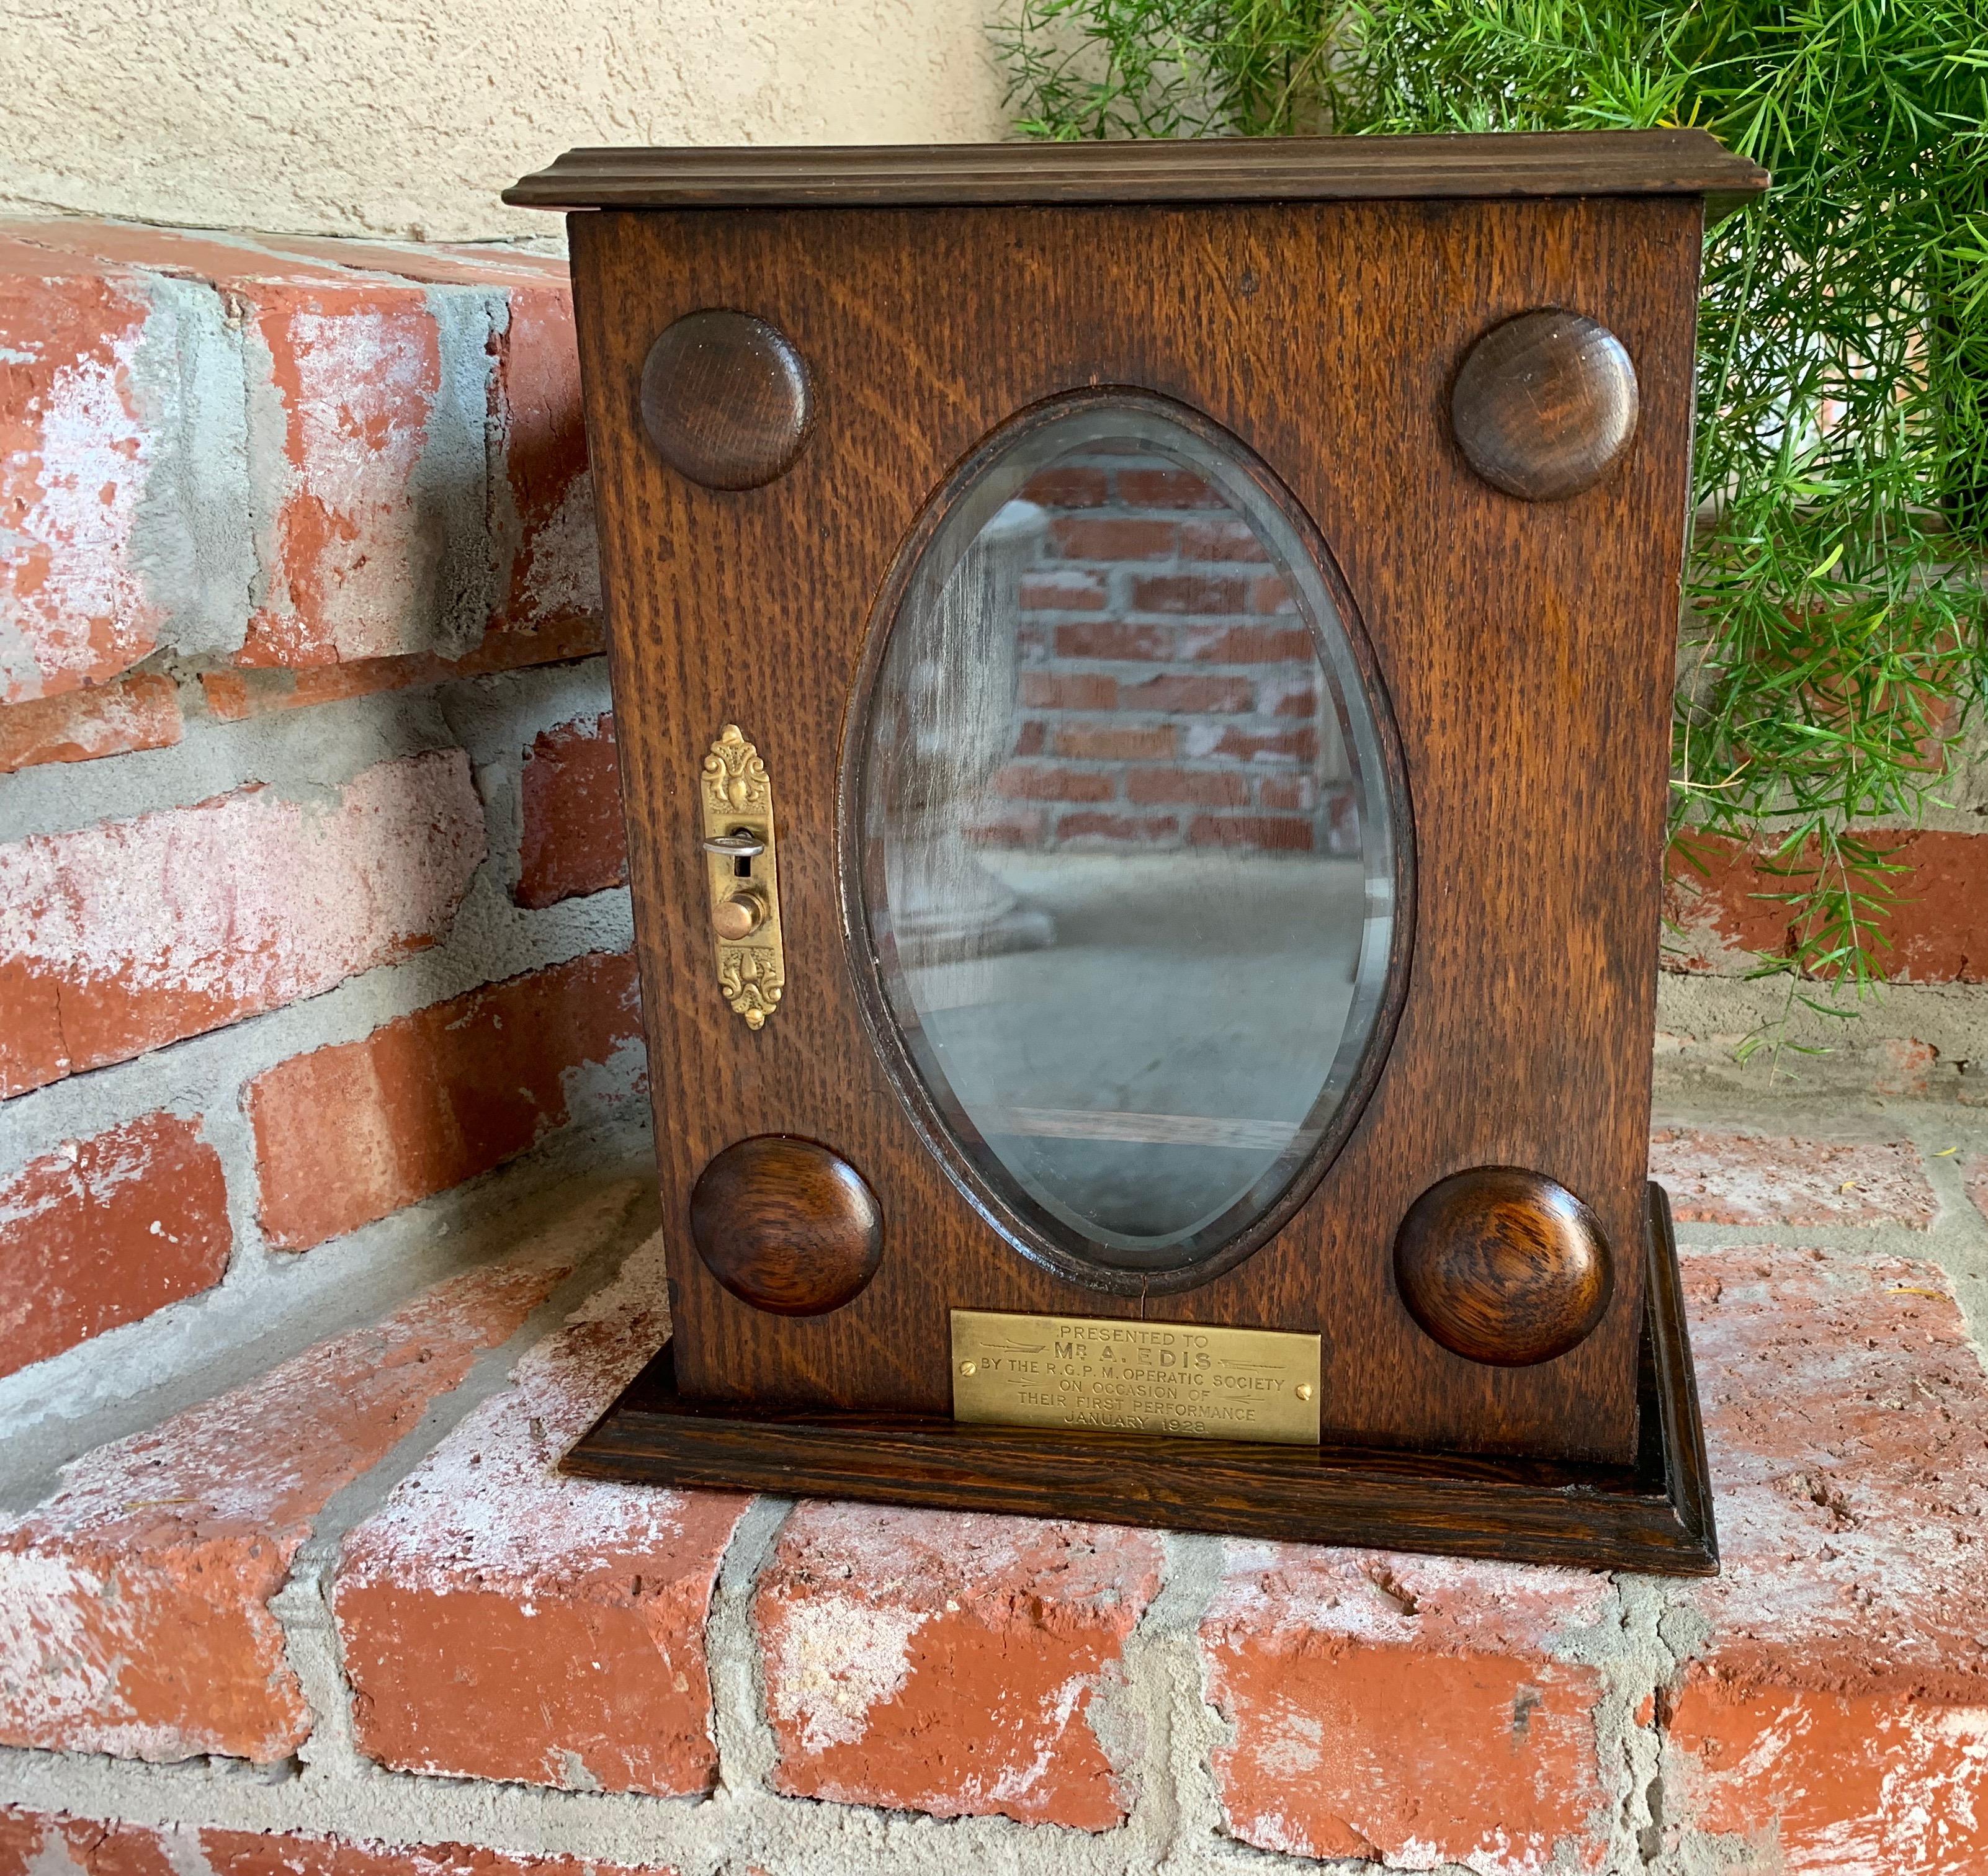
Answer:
top-left (570, 196), bottom-right (1696, 1467)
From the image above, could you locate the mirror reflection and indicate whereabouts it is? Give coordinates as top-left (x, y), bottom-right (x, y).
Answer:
top-left (858, 401), bottom-right (1396, 1275)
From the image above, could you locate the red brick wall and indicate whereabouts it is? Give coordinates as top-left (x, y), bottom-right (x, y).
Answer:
top-left (1666, 831), bottom-right (1988, 986)
top-left (0, 221), bottom-right (641, 1387)
top-left (987, 455), bottom-right (1356, 857)
top-left (4, 1129), bottom-right (1987, 1870)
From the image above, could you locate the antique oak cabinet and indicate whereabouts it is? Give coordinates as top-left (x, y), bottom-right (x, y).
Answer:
top-left (506, 131), bottom-right (1768, 1572)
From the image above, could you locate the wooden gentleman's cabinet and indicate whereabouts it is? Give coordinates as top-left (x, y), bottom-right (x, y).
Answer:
top-left (506, 131), bottom-right (1768, 1570)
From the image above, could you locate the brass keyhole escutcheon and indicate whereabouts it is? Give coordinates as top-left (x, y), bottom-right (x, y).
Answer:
top-left (699, 726), bottom-right (786, 1028)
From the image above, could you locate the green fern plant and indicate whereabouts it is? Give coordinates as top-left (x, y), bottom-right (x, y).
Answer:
top-left (999, 0), bottom-right (1988, 1055)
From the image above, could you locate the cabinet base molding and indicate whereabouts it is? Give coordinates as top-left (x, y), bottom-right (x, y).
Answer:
top-left (564, 1183), bottom-right (1716, 1575)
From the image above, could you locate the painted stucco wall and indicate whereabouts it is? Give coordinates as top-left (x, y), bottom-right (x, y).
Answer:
top-left (0, 0), bottom-right (1009, 242)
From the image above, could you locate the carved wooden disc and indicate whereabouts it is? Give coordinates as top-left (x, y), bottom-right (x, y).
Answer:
top-left (1451, 310), bottom-right (1638, 501)
top-left (1394, 1166), bottom-right (1614, 1366)
top-left (640, 310), bottom-right (813, 490)
top-left (691, 1135), bottom-right (882, 1315)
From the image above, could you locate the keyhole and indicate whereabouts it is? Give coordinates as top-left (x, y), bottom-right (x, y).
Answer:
top-left (731, 829), bottom-right (754, 878)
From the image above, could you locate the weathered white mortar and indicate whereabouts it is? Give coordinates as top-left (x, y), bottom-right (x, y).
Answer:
top-left (1654, 974), bottom-right (1988, 1104)
top-left (0, 0), bottom-right (1008, 243)
top-left (125, 272), bottom-right (257, 663)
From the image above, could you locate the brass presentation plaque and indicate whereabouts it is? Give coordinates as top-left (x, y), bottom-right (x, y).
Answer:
top-left (951, 1310), bottom-right (1321, 1445)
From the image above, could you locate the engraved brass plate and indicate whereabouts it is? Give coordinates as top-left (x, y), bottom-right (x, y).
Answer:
top-left (951, 1310), bottom-right (1320, 1445)
top-left (699, 724), bottom-right (785, 1028)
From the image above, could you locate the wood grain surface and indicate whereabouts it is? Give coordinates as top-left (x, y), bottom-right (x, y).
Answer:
top-left (568, 190), bottom-right (1704, 1467)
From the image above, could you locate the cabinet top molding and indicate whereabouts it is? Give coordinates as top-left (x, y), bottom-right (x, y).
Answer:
top-left (505, 128), bottom-right (1769, 220)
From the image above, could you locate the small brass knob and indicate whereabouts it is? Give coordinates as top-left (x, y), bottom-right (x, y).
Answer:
top-left (713, 893), bottom-right (768, 942)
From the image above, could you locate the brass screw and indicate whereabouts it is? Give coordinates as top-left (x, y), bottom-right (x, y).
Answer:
top-left (958, 1360), bottom-right (977, 1377)
top-left (1295, 1383), bottom-right (1314, 1401)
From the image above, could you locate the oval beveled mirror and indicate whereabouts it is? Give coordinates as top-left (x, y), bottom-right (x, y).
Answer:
top-left (848, 393), bottom-right (1405, 1285)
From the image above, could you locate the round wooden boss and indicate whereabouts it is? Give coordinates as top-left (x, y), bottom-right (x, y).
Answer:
top-left (691, 1135), bottom-right (882, 1316)
top-left (1451, 309), bottom-right (1639, 501)
top-left (640, 309), bottom-right (813, 490)
top-left (1394, 1166), bottom-right (1614, 1366)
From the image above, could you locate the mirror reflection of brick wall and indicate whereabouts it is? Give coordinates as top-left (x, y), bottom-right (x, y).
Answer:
top-left (979, 450), bottom-right (1354, 858)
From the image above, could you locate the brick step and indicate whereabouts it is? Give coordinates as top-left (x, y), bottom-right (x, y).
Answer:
top-left (1, 1817), bottom-right (673, 1876)
top-left (3, 1122), bottom-right (1985, 1870)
